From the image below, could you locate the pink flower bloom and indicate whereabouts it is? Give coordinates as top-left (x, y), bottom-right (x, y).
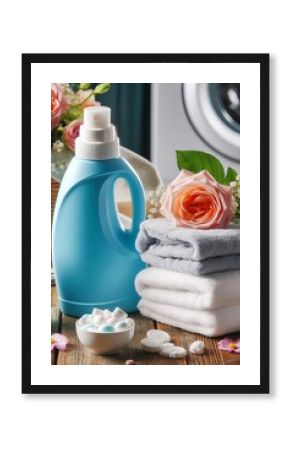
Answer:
top-left (78, 89), bottom-right (100, 109)
top-left (160, 169), bottom-right (233, 229)
top-left (63, 119), bottom-right (83, 151)
top-left (67, 89), bottom-right (100, 109)
top-left (51, 84), bottom-right (68, 129)
top-left (51, 333), bottom-right (69, 351)
top-left (217, 337), bottom-right (240, 353)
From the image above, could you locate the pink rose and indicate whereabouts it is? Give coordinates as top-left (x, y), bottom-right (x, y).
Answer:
top-left (63, 119), bottom-right (82, 151)
top-left (160, 169), bottom-right (233, 229)
top-left (51, 84), bottom-right (68, 129)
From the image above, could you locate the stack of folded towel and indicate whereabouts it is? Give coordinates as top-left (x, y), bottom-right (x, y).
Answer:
top-left (135, 218), bottom-right (240, 337)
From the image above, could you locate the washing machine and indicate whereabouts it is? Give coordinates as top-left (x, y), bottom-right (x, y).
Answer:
top-left (151, 83), bottom-right (240, 184)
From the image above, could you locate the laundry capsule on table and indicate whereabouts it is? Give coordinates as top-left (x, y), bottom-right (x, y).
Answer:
top-left (146, 329), bottom-right (171, 343)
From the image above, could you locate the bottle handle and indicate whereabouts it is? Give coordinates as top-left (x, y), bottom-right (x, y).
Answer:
top-left (120, 170), bottom-right (145, 239)
top-left (99, 170), bottom-right (145, 252)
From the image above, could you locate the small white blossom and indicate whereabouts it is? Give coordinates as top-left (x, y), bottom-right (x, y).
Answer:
top-left (58, 84), bottom-right (75, 102)
top-left (146, 185), bottom-right (166, 219)
top-left (52, 140), bottom-right (64, 153)
top-left (230, 173), bottom-right (240, 223)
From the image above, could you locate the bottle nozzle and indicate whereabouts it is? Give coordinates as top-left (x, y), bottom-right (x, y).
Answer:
top-left (75, 106), bottom-right (120, 160)
top-left (84, 106), bottom-right (111, 129)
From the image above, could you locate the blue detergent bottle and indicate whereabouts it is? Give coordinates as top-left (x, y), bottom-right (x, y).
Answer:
top-left (52, 106), bottom-right (146, 317)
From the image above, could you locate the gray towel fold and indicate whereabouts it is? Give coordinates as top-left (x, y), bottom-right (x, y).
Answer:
top-left (135, 218), bottom-right (240, 275)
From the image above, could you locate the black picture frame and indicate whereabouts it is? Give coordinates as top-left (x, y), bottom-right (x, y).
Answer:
top-left (22, 53), bottom-right (269, 394)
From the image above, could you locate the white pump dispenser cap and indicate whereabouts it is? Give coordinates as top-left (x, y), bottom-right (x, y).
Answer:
top-left (75, 106), bottom-right (120, 160)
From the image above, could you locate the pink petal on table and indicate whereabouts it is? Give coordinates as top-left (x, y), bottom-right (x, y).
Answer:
top-left (217, 337), bottom-right (240, 353)
top-left (217, 338), bottom-right (232, 350)
top-left (51, 333), bottom-right (69, 351)
top-left (233, 339), bottom-right (240, 353)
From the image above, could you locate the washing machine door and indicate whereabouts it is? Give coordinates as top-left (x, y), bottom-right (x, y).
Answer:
top-left (182, 83), bottom-right (240, 162)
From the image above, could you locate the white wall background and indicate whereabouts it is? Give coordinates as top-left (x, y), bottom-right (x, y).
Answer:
top-left (0, 1), bottom-right (287, 449)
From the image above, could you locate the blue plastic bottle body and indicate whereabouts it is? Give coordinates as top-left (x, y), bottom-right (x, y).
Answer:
top-left (52, 156), bottom-right (146, 317)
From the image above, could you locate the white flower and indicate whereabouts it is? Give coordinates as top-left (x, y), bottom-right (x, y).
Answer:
top-left (146, 185), bottom-right (166, 219)
top-left (57, 84), bottom-right (75, 102)
top-left (52, 140), bottom-right (64, 153)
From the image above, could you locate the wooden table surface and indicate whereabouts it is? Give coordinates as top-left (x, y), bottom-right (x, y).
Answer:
top-left (51, 286), bottom-right (240, 365)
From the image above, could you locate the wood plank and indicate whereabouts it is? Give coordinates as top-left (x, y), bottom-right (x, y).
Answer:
top-left (51, 178), bottom-right (59, 223)
top-left (51, 286), bottom-right (61, 365)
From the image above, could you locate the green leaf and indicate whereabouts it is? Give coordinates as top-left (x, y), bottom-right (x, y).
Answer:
top-left (64, 105), bottom-right (82, 121)
top-left (93, 83), bottom-right (111, 95)
top-left (69, 83), bottom-right (81, 92)
top-left (80, 83), bottom-right (91, 90)
top-left (225, 167), bottom-right (238, 185)
top-left (176, 150), bottom-right (226, 184)
top-left (51, 126), bottom-right (62, 142)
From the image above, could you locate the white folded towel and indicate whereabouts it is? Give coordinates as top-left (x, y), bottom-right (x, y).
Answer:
top-left (135, 267), bottom-right (240, 310)
top-left (138, 299), bottom-right (240, 337)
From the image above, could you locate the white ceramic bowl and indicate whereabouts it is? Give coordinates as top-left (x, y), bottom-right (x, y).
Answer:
top-left (75, 319), bottom-right (135, 355)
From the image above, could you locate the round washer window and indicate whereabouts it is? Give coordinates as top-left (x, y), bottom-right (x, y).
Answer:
top-left (182, 83), bottom-right (240, 162)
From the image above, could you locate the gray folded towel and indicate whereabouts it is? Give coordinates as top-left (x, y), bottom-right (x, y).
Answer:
top-left (135, 218), bottom-right (240, 275)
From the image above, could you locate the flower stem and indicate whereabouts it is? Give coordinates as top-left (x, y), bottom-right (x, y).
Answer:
top-left (79, 90), bottom-right (94, 106)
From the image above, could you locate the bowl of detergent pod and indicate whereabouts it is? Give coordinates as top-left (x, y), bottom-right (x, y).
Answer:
top-left (75, 307), bottom-right (135, 355)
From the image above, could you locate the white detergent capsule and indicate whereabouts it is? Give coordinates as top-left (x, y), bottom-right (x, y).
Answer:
top-left (98, 324), bottom-right (115, 333)
top-left (91, 308), bottom-right (104, 317)
top-left (112, 307), bottom-right (128, 321)
top-left (160, 346), bottom-right (175, 357)
top-left (160, 345), bottom-right (187, 358)
top-left (115, 320), bottom-right (129, 330)
top-left (103, 309), bottom-right (112, 321)
top-left (90, 308), bottom-right (104, 325)
top-left (159, 342), bottom-right (174, 351)
top-left (189, 340), bottom-right (205, 355)
top-left (168, 346), bottom-right (187, 358)
top-left (126, 318), bottom-right (135, 328)
top-left (78, 314), bottom-right (91, 327)
top-left (140, 337), bottom-right (161, 353)
top-left (147, 329), bottom-right (171, 344)
top-left (115, 318), bottom-right (135, 330)
top-left (83, 324), bottom-right (99, 333)
top-left (91, 314), bottom-right (105, 326)
top-left (106, 317), bottom-right (119, 326)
